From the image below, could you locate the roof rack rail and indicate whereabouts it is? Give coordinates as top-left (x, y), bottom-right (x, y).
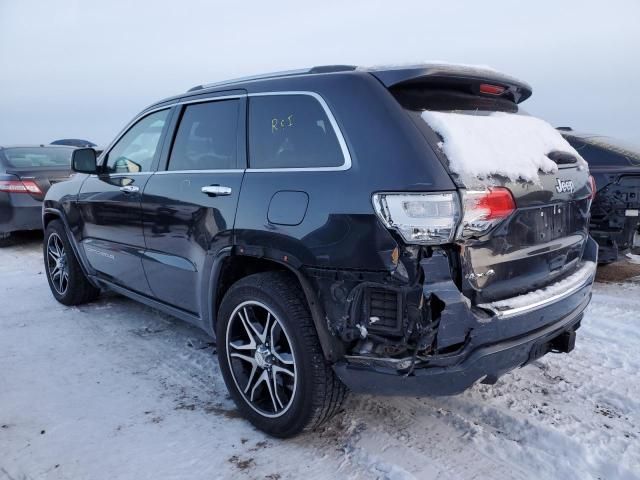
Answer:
top-left (186, 65), bottom-right (357, 93)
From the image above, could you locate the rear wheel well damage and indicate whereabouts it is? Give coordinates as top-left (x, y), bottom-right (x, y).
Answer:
top-left (213, 254), bottom-right (344, 362)
top-left (306, 247), bottom-right (471, 371)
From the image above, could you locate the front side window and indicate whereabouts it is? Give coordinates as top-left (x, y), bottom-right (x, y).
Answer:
top-left (249, 94), bottom-right (344, 169)
top-left (105, 109), bottom-right (169, 173)
top-left (168, 100), bottom-right (239, 171)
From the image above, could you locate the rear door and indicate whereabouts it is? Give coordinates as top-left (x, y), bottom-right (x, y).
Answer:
top-left (140, 94), bottom-right (245, 314)
top-left (77, 108), bottom-right (172, 295)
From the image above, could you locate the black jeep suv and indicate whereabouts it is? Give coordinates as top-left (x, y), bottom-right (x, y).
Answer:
top-left (43, 64), bottom-right (597, 437)
top-left (559, 128), bottom-right (640, 263)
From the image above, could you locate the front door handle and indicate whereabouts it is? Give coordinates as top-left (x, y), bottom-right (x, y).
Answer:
top-left (120, 185), bottom-right (139, 193)
top-left (202, 185), bottom-right (232, 196)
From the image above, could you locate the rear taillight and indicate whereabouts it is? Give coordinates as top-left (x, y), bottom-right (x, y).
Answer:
top-left (372, 188), bottom-right (516, 245)
top-left (0, 179), bottom-right (43, 194)
top-left (372, 192), bottom-right (460, 245)
top-left (588, 175), bottom-right (597, 200)
top-left (458, 188), bottom-right (516, 237)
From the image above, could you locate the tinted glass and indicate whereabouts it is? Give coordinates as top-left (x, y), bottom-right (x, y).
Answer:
top-left (106, 109), bottom-right (169, 173)
top-left (2, 147), bottom-right (74, 168)
top-left (249, 95), bottom-right (343, 169)
top-left (168, 100), bottom-right (239, 171)
top-left (568, 136), bottom-right (640, 167)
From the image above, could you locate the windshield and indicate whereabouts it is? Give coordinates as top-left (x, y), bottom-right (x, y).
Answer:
top-left (2, 147), bottom-right (74, 168)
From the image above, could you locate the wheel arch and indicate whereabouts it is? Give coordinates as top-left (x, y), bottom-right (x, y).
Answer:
top-left (209, 252), bottom-right (343, 362)
top-left (43, 207), bottom-right (98, 287)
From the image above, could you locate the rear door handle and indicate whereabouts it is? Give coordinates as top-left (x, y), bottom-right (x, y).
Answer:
top-left (202, 185), bottom-right (232, 196)
top-left (120, 185), bottom-right (139, 193)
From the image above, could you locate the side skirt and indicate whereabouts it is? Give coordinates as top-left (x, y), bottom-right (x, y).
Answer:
top-left (91, 276), bottom-right (206, 332)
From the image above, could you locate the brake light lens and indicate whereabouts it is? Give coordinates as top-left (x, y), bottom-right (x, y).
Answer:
top-left (588, 175), bottom-right (597, 200)
top-left (458, 188), bottom-right (516, 237)
top-left (479, 83), bottom-right (506, 95)
top-left (372, 192), bottom-right (460, 244)
top-left (0, 179), bottom-right (43, 194)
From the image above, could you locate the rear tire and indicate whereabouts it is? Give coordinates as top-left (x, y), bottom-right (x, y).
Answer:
top-left (217, 271), bottom-right (347, 438)
top-left (44, 220), bottom-right (100, 305)
top-left (0, 232), bottom-right (13, 248)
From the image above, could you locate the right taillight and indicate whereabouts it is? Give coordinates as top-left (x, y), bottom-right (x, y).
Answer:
top-left (588, 175), bottom-right (597, 200)
top-left (458, 187), bottom-right (516, 238)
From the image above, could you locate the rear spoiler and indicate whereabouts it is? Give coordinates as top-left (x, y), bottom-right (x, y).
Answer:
top-left (366, 63), bottom-right (532, 104)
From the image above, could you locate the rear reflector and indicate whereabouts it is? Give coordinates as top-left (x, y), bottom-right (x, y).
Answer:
top-left (459, 188), bottom-right (516, 237)
top-left (0, 179), bottom-right (43, 194)
top-left (588, 175), bottom-right (596, 200)
top-left (479, 83), bottom-right (506, 95)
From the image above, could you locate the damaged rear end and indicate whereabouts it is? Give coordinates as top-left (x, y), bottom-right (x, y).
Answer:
top-left (329, 64), bottom-right (597, 395)
top-left (561, 132), bottom-right (640, 263)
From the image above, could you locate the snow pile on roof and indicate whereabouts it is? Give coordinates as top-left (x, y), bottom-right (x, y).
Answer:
top-left (421, 111), bottom-right (586, 183)
top-left (365, 61), bottom-right (497, 73)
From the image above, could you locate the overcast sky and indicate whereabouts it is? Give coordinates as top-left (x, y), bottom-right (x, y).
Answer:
top-left (1, 0), bottom-right (639, 146)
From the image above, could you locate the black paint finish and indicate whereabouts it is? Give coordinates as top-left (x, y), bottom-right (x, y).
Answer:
top-left (43, 64), bottom-right (597, 396)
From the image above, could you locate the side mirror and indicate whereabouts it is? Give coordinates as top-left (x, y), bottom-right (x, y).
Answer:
top-left (72, 148), bottom-right (97, 174)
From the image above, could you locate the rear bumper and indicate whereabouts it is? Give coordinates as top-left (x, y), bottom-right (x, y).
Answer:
top-left (334, 298), bottom-right (586, 395)
top-left (0, 193), bottom-right (42, 234)
top-left (333, 237), bottom-right (597, 396)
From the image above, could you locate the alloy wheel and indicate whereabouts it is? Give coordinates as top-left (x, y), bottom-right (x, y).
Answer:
top-left (46, 233), bottom-right (69, 295)
top-left (225, 301), bottom-right (297, 418)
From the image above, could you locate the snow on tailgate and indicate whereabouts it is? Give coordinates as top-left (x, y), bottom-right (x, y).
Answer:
top-left (421, 111), bottom-right (586, 183)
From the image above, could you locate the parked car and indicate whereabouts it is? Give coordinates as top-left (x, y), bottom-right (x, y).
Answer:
top-left (0, 145), bottom-right (75, 246)
top-left (559, 128), bottom-right (640, 263)
top-left (42, 64), bottom-right (597, 437)
top-left (51, 138), bottom-right (97, 148)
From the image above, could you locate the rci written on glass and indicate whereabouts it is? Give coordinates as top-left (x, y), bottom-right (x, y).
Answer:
top-left (272, 115), bottom-right (294, 133)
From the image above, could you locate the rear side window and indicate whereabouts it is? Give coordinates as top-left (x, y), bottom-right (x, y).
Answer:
top-left (106, 109), bottom-right (169, 173)
top-left (249, 94), bottom-right (344, 169)
top-left (168, 100), bottom-right (240, 171)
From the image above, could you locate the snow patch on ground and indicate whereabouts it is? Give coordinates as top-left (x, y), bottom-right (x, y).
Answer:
top-left (421, 111), bottom-right (586, 183)
top-left (626, 252), bottom-right (640, 264)
top-left (1, 237), bottom-right (638, 479)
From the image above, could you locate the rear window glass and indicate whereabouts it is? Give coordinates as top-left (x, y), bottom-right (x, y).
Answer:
top-left (249, 94), bottom-right (344, 169)
top-left (2, 147), bottom-right (74, 168)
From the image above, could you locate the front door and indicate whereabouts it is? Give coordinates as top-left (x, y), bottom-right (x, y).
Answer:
top-left (77, 108), bottom-right (171, 295)
top-left (141, 96), bottom-right (245, 314)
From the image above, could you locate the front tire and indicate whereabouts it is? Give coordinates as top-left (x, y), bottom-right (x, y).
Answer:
top-left (217, 272), bottom-right (347, 438)
top-left (44, 220), bottom-right (100, 305)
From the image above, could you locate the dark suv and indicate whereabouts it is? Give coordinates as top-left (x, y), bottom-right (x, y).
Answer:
top-left (43, 64), bottom-right (597, 437)
top-left (559, 128), bottom-right (640, 263)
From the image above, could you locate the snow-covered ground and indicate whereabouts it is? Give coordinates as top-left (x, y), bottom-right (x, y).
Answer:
top-left (1, 235), bottom-right (639, 480)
